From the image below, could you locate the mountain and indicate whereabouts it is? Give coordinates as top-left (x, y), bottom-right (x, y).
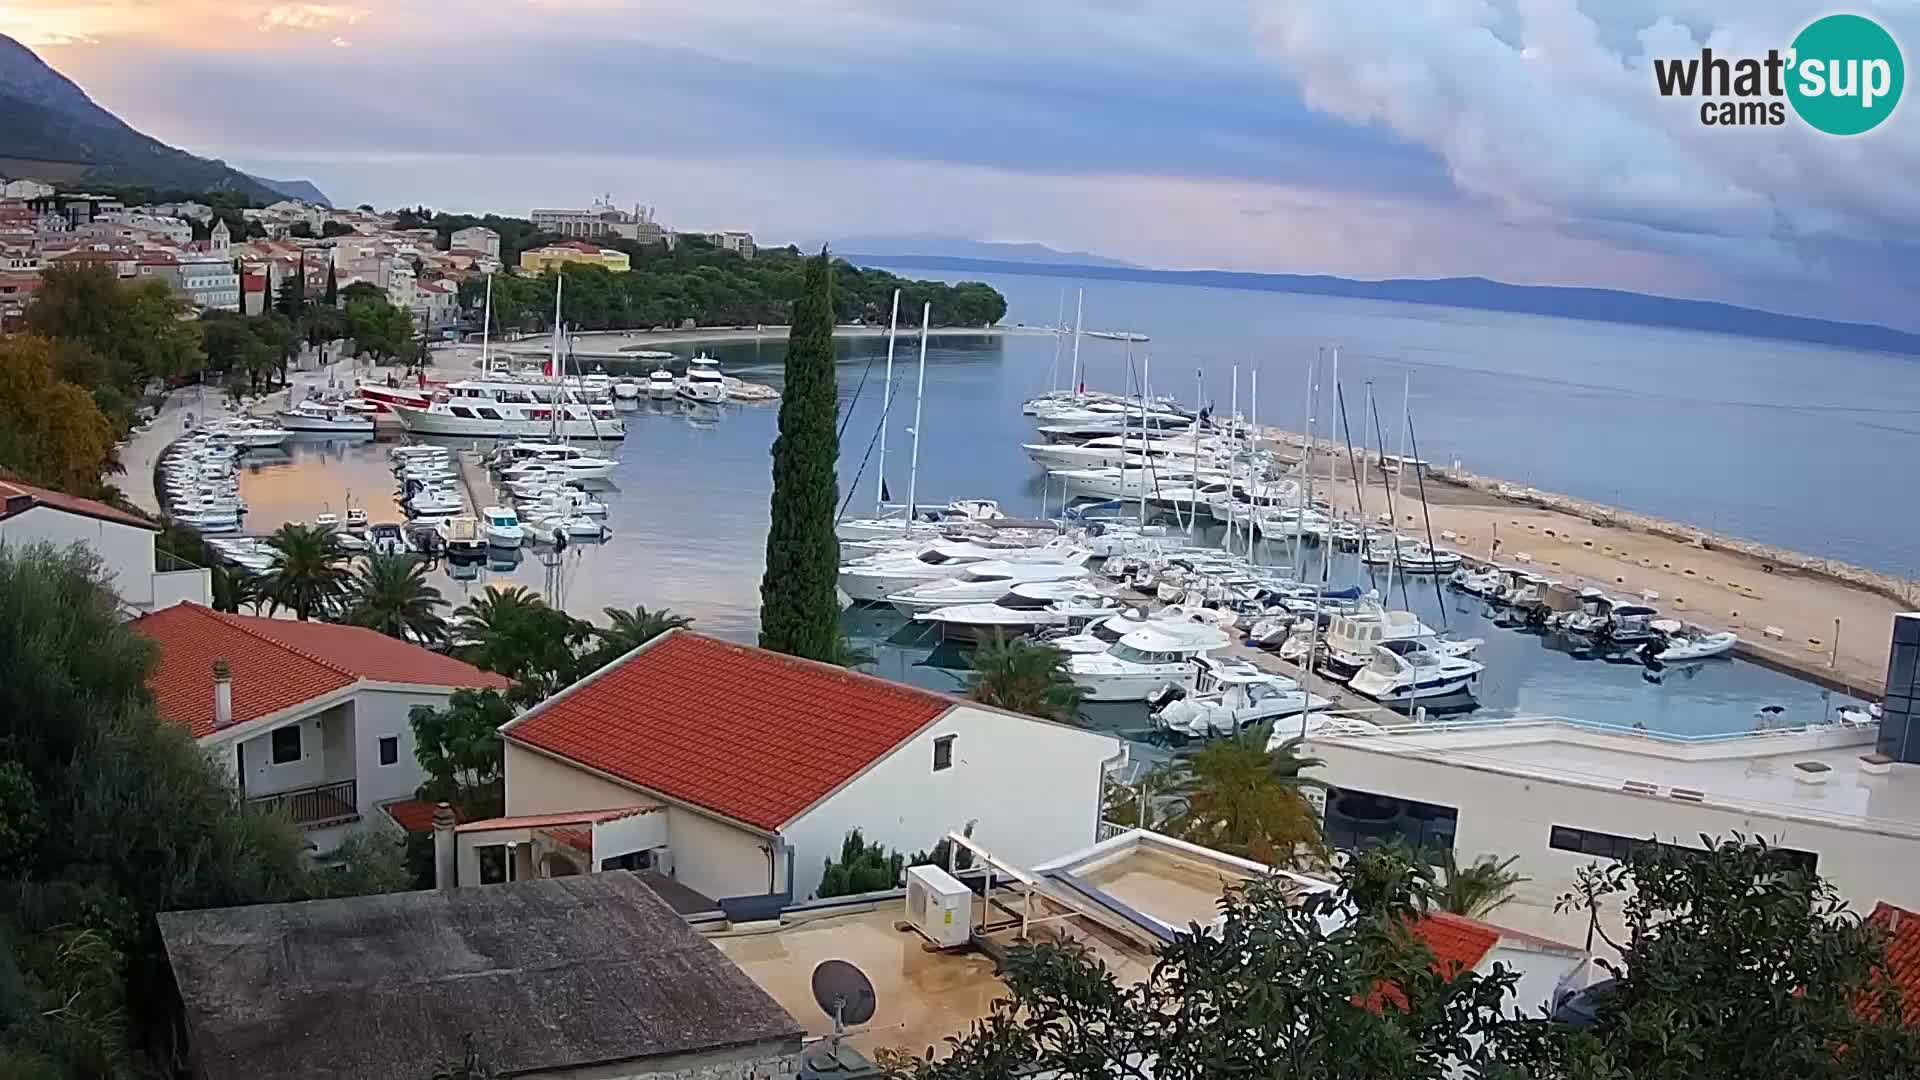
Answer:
top-left (246, 174), bottom-right (333, 207)
top-left (835, 235), bottom-right (1137, 269)
top-left (0, 33), bottom-right (277, 199)
top-left (850, 255), bottom-right (1920, 357)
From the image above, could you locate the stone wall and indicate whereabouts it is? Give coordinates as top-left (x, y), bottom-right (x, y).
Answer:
top-left (527, 1040), bottom-right (802, 1080)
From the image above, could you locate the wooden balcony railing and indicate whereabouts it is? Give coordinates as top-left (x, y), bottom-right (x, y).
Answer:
top-left (249, 778), bottom-right (359, 829)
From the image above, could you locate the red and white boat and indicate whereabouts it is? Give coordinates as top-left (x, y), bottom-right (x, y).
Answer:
top-left (356, 381), bottom-right (435, 413)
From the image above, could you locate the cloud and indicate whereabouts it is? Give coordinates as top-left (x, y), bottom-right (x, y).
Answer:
top-left (258, 4), bottom-right (367, 32)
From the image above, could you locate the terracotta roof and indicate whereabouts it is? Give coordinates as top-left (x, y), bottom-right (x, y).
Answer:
top-left (0, 479), bottom-right (154, 530)
top-left (505, 631), bottom-right (954, 831)
top-left (454, 807), bottom-right (654, 833)
top-left (131, 603), bottom-right (508, 738)
top-left (1366, 912), bottom-right (1505, 1013)
top-left (1868, 902), bottom-right (1920, 1025)
top-left (381, 799), bottom-right (462, 834)
top-left (548, 827), bottom-right (593, 853)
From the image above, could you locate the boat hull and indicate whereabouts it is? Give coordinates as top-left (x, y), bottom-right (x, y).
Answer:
top-left (277, 413), bottom-right (376, 434)
top-left (391, 405), bottom-right (625, 440)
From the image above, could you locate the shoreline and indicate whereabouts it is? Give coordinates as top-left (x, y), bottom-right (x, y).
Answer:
top-left (1267, 430), bottom-right (1902, 698)
top-left (466, 323), bottom-right (1051, 355)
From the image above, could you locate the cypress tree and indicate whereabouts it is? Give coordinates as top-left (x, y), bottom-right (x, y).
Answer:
top-left (758, 248), bottom-right (840, 660)
top-left (323, 261), bottom-right (338, 307)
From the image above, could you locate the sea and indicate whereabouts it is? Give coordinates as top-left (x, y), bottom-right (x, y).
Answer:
top-left (232, 267), bottom-right (1909, 742)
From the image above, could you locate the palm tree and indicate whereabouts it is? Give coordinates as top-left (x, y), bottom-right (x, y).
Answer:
top-left (262, 523), bottom-right (349, 621)
top-left (211, 564), bottom-right (267, 614)
top-left (1435, 848), bottom-right (1528, 919)
top-left (596, 604), bottom-right (693, 657)
top-left (1163, 723), bottom-right (1326, 867)
top-left (966, 635), bottom-right (1083, 723)
top-left (345, 553), bottom-right (449, 645)
top-left (452, 585), bottom-right (594, 703)
top-left (451, 585), bottom-right (545, 659)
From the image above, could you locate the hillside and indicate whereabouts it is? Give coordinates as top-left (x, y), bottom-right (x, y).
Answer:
top-left (855, 255), bottom-right (1920, 357)
top-left (247, 175), bottom-right (333, 207)
top-left (0, 34), bottom-right (278, 199)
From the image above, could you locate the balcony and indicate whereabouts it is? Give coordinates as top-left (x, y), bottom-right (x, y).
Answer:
top-left (249, 778), bottom-right (359, 829)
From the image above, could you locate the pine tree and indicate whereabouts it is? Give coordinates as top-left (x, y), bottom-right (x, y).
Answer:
top-left (276, 253), bottom-right (307, 319)
top-left (758, 248), bottom-right (840, 660)
top-left (323, 261), bottom-right (338, 307)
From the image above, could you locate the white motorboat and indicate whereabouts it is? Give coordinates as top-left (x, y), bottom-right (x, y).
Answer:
top-left (533, 513), bottom-right (610, 542)
top-left (1320, 602), bottom-right (1481, 675)
top-left (369, 523), bottom-right (408, 555)
top-left (1361, 537), bottom-right (1462, 573)
top-left (835, 499), bottom-right (1005, 544)
top-left (913, 586), bottom-right (1118, 642)
top-left (1649, 620), bottom-right (1738, 662)
top-left (334, 530), bottom-right (369, 552)
top-left (1492, 569), bottom-right (1555, 608)
top-left (1040, 608), bottom-right (1156, 655)
top-left (1347, 638), bottom-right (1485, 706)
top-left (1023, 430), bottom-right (1234, 472)
top-left (1150, 656), bottom-right (1334, 740)
top-left (1260, 713), bottom-right (1389, 747)
top-left (1066, 620), bottom-right (1232, 703)
top-left (345, 508), bottom-right (370, 532)
top-left (886, 562), bottom-right (1094, 616)
top-left (313, 512), bottom-right (342, 531)
top-left (679, 355), bottom-right (727, 403)
top-left (838, 539), bottom-right (1089, 604)
top-left (390, 378), bottom-right (626, 440)
top-left (277, 398), bottom-right (376, 434)
top-left (496, 441), bottom-right (619, 481)
top-left (202, 417), bottom-right (291, 448)
top-left (1562, 595), bottom-right (1660, 642)
top-left (645, 368), bottom-right (678, 399)
top-left (437, 515), bottom-right (486, 554)
top-left (1449, 564), bottom-right (1504, 597)
top-left (408, 489), bottom-right (464, 517)
top-left (613, 378), bottom-right (641, 401)
top-left (482, 506), bottom-right (524, 548)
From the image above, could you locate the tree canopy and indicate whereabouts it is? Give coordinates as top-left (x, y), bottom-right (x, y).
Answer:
top-left (0, 334), bottom-right (118, 494)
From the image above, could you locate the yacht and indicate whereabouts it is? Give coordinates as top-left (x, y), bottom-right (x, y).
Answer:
top-left (345, 508), bottom-right (370, 532)
top-left (406, 489), bottom-right (464, 518)
top-left (1039, 608), bottom-right (1155, 655)
top-left (612, 377), bottom-right (641, 401)
top-left (203, 417), bottom-right (291, 448)
top-left (1150, 656), bottom-right (1334, 741)
top-left (913, 585), bottom-right (1117, 642)
top-left (1066, 619), bottom-right (1232, 702)
top-left (886, 561), bottom-right (1093, 616)
top-left (277, 398), bottom-right (376, 434)
top-left (1052, 466), bottom-right (1223, 502)
top-left (646, 368), bottom-right (678, 399)
top-left (1346, 638), bottom-right (1485, 706)
top-left (1320, 603), bottom-right (1481, 675)
top-left (837, 539), bottom-right (1088, 604)
top-left (369, 523), bottom-right (408, 555)
top-left (1023, 430), bottom-right (1232, 471)
top-left (835, 499), bottom-right (1004, 544)
top-left (482, 506), bottom-right (524, 549)
top-left (497, 442), bottom-right (618, 481)
top-left (530, 511), bottom-right (610, 542)
top-left (389, 379), bottom-right (626, 440)
top-left (679, 355), bottom-right (727, 403)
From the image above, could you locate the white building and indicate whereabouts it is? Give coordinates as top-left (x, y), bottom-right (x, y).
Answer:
top-left (411, 278), bottom-right (459, 330)
top-left (1304, 718), bottom-right (1919, 945)
top-left (449, 225), bottom-right (500, 259)
top-left (706, 230), bottom-right (755, 258)
top-left (2, 178), bottom-right (55, 200)
top-left (131, 603), bottom-right (510, 854)
top-left (176, 253), bottom-right (240, 312)
top-left (531, 198), bottom-right (670, 245)
top-left (453, 630), bottom-right (1128, 912)
top-left (93, 210), bottom-right (194, 246)
top-left (0, 479), bottom-right (209, 613)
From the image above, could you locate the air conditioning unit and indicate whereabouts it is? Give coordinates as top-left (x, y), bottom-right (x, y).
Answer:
top-left (904, 864), bottom-right (972, 948)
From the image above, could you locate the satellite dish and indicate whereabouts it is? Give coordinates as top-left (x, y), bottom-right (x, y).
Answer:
top-left (811, 959), bottom-right (878, 1028)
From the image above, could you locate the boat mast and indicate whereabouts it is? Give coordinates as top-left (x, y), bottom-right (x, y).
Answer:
top-left (1048, 290), bottom-right (1065, 393)
top-left (548, 275), bottom-right (565, 444)
top-left (1248, 366), bottom-right (1258, 567)
top-left (904, 301), bottom-right (930, 533)
top-left (877, 288), bottom-right (900, 516)
top-left (479, 273), bottom-right (494, 375)
top-left (1388, 371), bottom-right (1411, 604)
top-left (1139, 352), bottom-right (1150, 526)
top-left (1189, 368), bottom-right (1202, 536)
top-left (1070, 288), bottom-right (1085, 395)
top-left (1293, 350), bottom-right (1317, 583)
top-left (1224, 365), bottom-right (1238, 553)
top-left (1325, 346), bottom-right (1340, 583)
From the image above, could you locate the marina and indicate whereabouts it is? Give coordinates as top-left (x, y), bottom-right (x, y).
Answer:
top-left (141, 296), bottom-right (1898, 759)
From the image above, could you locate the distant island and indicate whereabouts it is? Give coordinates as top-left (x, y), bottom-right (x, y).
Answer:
top-left (850, 255), bottom-right (1920, 357)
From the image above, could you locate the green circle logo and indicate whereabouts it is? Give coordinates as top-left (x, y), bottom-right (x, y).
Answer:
top-left (1788, 14), bottom-right (1904, 135)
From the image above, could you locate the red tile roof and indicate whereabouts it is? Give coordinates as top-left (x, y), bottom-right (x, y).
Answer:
top-left (453, 807), bottom-right (654, 833)
top-left (381, 799), bottom-right (463, 834)
top-left (0, 479), bottom-right (155, 530)
top-left (504, 631), bottom-right (954, 831)
top-left (1868, 902), bottom-right (1920, 1025)
top-left (131, 603), bottom-right (508, 738)
top-left (1366, 912), bottom-right (1505, 1013)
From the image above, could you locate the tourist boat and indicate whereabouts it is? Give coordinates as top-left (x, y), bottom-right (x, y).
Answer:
top-left (837, 539), bottom-right (1089, 604)
top-left (1320, 602), bottom-right (1481, 675)
top-left (1648, 620), bottom-right (1738, 662)
top-left (277, 398), bottom-right (376, 434)
top-left (482, 506), bottom-right (524, 549)
top-left (1066, 619), bottom-right (1233, 702)
top-left (912, 585), bottom-right (1117, 642)
top-left (369, 523), bottom-right (408, 556)
top-left (1150, 655), bottom-right (1333, 741)
top-left (645, 368), bottom-right (678, 399)
top-left (885, 561), bottom-right (1094, 616)
top-left (679, 355), bottom-right (727, 403)
top-left (389, 379), bottom-right (626, 440)
top-left (357, 381), bottom-right (434, 413)
top-left (1346, 638), bottom-right (1485, 706)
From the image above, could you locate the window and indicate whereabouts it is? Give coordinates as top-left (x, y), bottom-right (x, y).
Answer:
top-left (378, 736), bottom-right (399, 766)
top-left (1547, 825), bottom-right (1818, 873)
top-left (270, 724), bottom-right (302, 765)
top-left (933, 735), bottom-right (956, 772)
top-left (601, 849), bottom-right (656, 872)
top-left (1322, 786), bottom-right (1458, 860)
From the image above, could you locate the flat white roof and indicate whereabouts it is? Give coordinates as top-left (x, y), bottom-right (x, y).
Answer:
top-left (1310, 719), bottom-right (1920, 838)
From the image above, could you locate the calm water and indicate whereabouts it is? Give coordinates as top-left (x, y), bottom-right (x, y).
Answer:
top-left (234, 277), bottom-right (1900, 739)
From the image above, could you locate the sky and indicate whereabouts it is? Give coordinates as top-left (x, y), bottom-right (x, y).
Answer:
top-left (7, 0), bottom-right (1920, 327)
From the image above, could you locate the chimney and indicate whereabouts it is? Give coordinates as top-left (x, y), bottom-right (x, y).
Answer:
top-left (433, 802), bottom-right (458, 890)
top-left (212, 658), bottom-right (233, 728)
